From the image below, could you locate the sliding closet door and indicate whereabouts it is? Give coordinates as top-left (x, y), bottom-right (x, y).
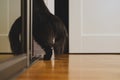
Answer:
top-left (69, 0), bottom-right (120, 53)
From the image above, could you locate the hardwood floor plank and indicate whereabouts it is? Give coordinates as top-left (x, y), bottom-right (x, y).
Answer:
top-left (16, 54), bottom-right (120, 80)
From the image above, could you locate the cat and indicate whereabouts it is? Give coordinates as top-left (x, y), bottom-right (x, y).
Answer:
top-left (9, 0), bottom-right (68, 60)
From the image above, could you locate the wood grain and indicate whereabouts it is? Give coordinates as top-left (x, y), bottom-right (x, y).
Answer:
top-left (16, 54), bottom-right (120, 80)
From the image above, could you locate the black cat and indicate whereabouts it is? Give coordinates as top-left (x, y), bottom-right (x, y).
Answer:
top-left (9, 0), bottom-right (68, 60)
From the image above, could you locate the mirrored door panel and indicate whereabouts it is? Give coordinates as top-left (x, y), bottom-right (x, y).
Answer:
top-left (0, 0), bottom-right (21, 52)
top-left (0, 0), bottom-right (27, 79)
top-left (0, 0), bottom-right (25, 62)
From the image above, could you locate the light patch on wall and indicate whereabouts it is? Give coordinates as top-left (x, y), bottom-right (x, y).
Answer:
top-left (44, 0), bottom-right (54, 14)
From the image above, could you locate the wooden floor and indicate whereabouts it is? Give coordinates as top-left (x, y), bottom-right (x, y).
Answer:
top-left (16, 54), bottom-right (120, 80)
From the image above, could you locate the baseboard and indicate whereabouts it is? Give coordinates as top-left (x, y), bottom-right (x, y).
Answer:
top-left (0, 54), bottom-right (27, 80)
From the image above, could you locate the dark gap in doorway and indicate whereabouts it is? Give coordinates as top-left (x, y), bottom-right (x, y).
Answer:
top-left (55, 0), bottom-right (69, 53)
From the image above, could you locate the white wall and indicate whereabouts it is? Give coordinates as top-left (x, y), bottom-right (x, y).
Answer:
top-left (44, 0), bottom-right (54, 14)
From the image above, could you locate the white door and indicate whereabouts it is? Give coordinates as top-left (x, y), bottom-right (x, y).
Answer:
top-left (69, 0), bottom-right (120, 53)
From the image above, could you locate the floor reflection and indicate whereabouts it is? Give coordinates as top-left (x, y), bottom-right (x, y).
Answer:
top-left (17, 54), bottom-right (69, 80)
top-left (0, 54), bottom-right (14, 62)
